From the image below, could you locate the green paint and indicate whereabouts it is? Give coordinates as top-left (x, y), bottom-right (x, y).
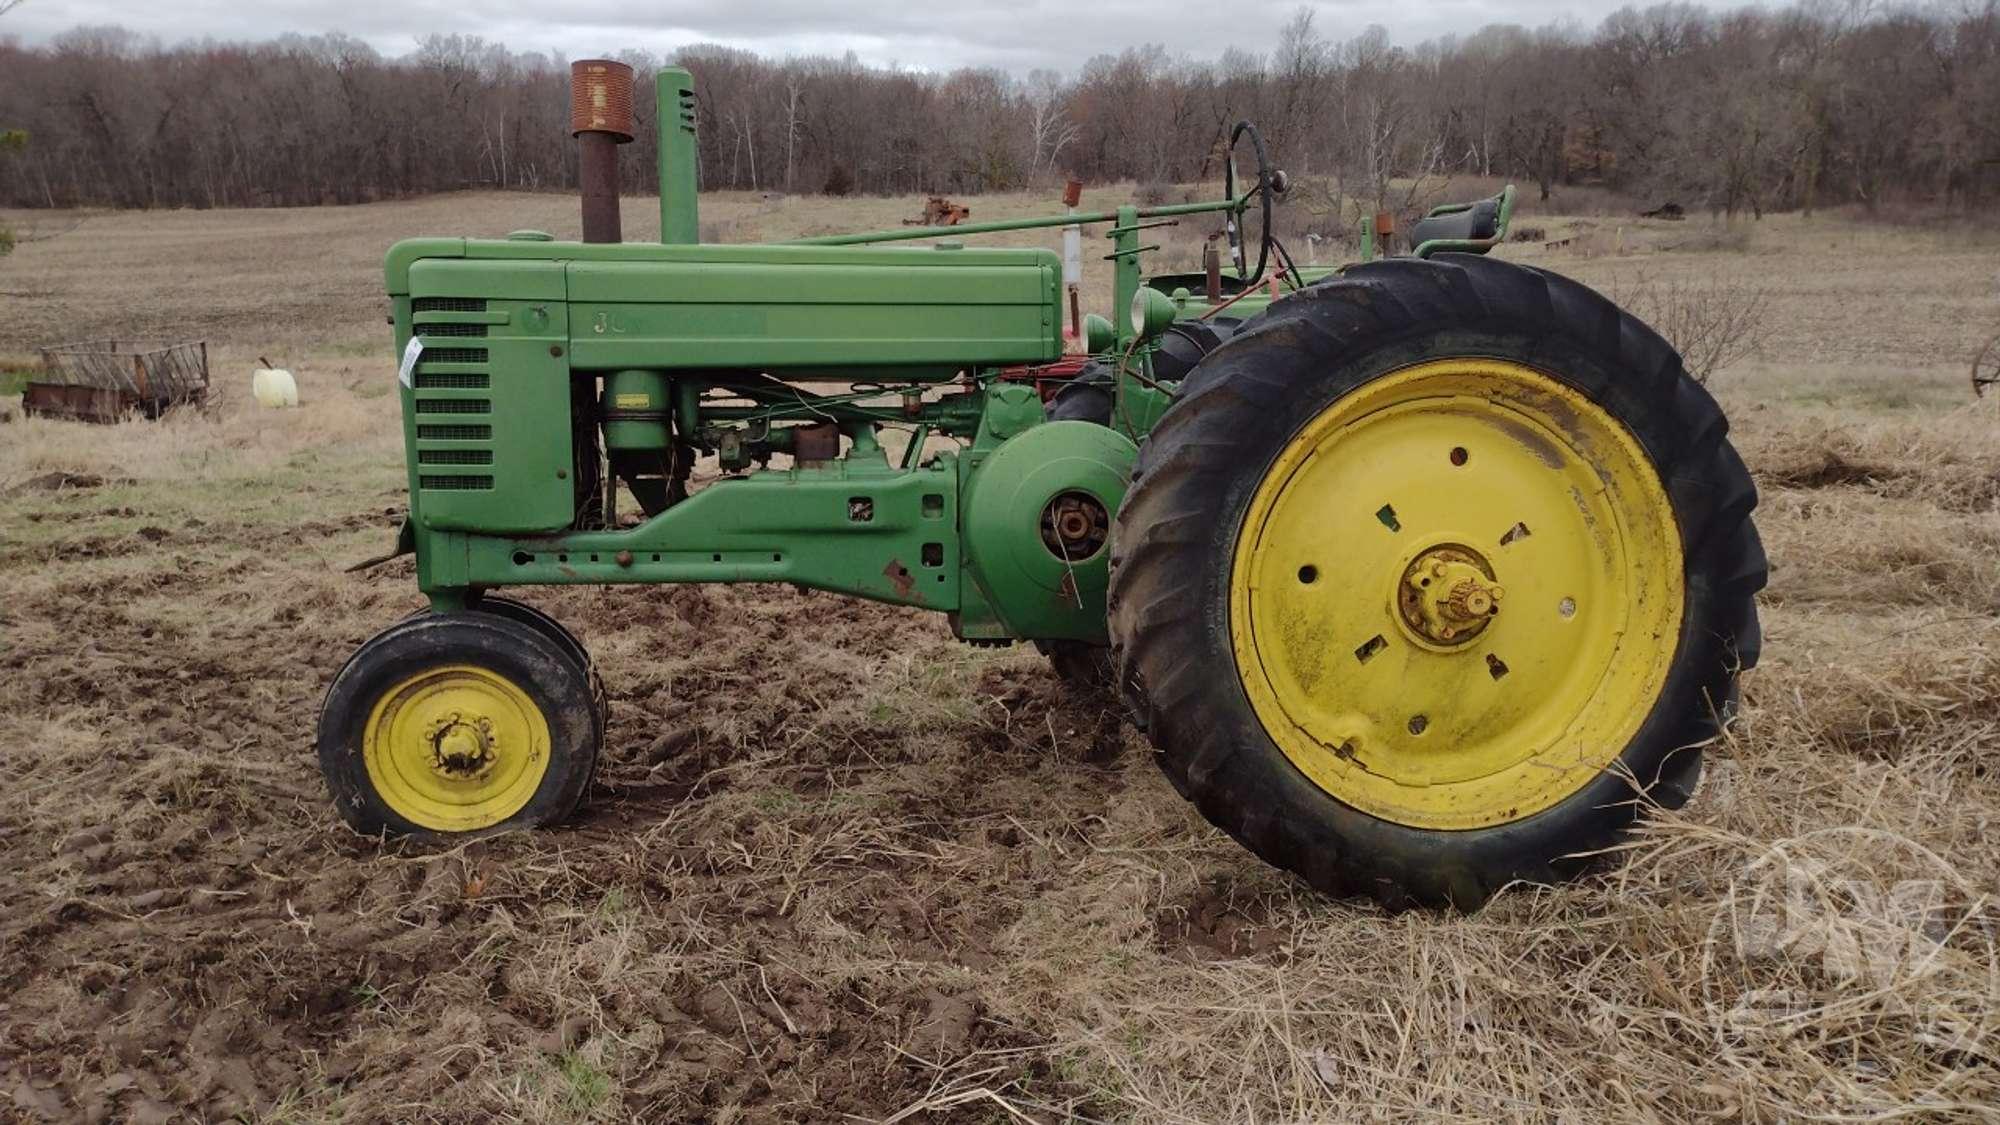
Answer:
top-left (960, 420), bottom-right (1134, 642)
top-left (470, 454), bottom-right (960, 608)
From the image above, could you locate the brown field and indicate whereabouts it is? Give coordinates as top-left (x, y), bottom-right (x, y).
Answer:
top-left (2, 189), bottom-right (1998, 1123)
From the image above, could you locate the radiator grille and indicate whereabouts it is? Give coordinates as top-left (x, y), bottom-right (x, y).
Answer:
top-left (419, 448), bottom-right (494, 465)
top-left (419, 474), bottom-right (494, 490)
top-left (414, 372), bottom-right (490, 389)
top-left (421, 347), bottom-right (489, 365)
top-left (417, 423), bottom-right (491, 440)
top-left (410, 300), bottom-right (497, 501)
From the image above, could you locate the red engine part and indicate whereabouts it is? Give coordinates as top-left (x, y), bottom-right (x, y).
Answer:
top-left (994, 355), bottom-right (1095, 405)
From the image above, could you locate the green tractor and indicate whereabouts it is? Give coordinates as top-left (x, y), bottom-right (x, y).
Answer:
top-left (319, 63), bottom-right (1765, 909)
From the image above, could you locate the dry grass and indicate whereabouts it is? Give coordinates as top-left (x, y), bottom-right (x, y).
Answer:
top-left (2, 189), bottom-right (1999, 1122)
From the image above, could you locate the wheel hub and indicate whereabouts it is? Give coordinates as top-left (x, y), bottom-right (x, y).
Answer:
top-left (426, 712), bottom-right (498, 781)
top-left (1396, 545), bottom-right (1504, 646)
top-left (363, 664), bottom-right (551, 831)
top-left (1041, 490), bottom-right (1109, 560)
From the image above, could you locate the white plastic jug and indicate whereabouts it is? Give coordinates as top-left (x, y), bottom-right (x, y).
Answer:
top-left (252, 358), bottom-right (298, 408)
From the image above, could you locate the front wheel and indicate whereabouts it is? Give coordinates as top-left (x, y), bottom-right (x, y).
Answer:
top-left (1108, 255), bottom-right (1765, 909)
top-left (318, 612), bottom-right (602, 838)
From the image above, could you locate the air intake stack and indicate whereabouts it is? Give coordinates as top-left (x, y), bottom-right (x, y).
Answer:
top-left (656, 67), bottom-right (700, 243)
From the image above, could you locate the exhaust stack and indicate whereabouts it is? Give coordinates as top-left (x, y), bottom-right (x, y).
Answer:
top-left (570, 59), bottom-right (634, 243)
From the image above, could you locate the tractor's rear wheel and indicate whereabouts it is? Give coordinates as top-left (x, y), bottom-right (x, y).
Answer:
top-left (1108, 255), bottom-right (1764, 909)
top-left (318, 613), bottom-right (601, 838)
top-left (1048, 361), bottom-right (1116, 425)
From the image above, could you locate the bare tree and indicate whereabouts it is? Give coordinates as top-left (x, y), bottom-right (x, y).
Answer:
top-left (1025, 69), bottom-right (1079, 183)
top-left (732, 104), bottom-right (758, 190)
top-left (1335, 26), bottom-right (1441, 213)
top-left (780, 71), bottom-right (804, 193)
top-left (0, 0), bottom-right (22, 251)
top-left (1270, 8), bottom-right (1330, 171)
top-left (0, 2), bottom-right (1997, 212)
top-left (1494, 32), bottom-right (1581, 202)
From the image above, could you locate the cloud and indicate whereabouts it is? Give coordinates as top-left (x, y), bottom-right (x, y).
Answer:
top-left (3, 0), bottom-right (1626, 73)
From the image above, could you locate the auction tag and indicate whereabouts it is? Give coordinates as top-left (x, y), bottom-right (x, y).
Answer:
top-left (398, 336), bottom-right (424, 388)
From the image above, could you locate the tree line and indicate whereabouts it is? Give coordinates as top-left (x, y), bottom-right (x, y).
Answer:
top-left (1, 2), bottom-right (1996, 219)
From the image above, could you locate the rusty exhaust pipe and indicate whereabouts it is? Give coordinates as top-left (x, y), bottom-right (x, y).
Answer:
top-left (571, 59), bottom-right (635, 244)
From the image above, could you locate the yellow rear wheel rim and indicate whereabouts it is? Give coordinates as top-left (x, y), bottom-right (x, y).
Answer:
top-left (1228, 359), bottom-right (1683, 830)
top-left (363, 664), bottom-right (551, 831)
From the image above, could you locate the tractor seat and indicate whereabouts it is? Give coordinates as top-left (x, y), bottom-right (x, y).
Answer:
top-left (1407, 197), bottom-right (1502, 250)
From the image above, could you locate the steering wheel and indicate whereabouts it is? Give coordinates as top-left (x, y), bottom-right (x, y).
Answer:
top-left (1221, 121), bottom-right (1277, 290)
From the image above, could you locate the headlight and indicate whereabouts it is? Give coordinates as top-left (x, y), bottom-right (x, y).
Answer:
top-left (1082, 313), bottom-right (1115, 354)
top-left (1129, 286), bottom-right (1178, 341)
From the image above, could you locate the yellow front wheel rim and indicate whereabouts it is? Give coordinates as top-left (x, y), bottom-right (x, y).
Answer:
top-left (363, 664), bottom-right (551, 831)
top-left (1228, 359), bottom-right (1684, 830)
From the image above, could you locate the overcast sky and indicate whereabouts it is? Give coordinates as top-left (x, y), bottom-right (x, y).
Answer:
top-left (3, 1), bottom-right (1637, 74)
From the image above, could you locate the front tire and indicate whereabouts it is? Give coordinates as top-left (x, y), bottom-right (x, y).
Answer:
top-left (1108, 255), bottom-right (1765, 909)
top-left (318, 613), bottom-right (602, 838)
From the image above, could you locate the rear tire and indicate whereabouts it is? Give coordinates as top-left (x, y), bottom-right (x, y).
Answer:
top-left (1107, 255), bottom-right (1764, 909)
top-left (1048, 320), bottom-right (1242, 427)
top-left (1047, 361), bottom-right (1115, 425)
